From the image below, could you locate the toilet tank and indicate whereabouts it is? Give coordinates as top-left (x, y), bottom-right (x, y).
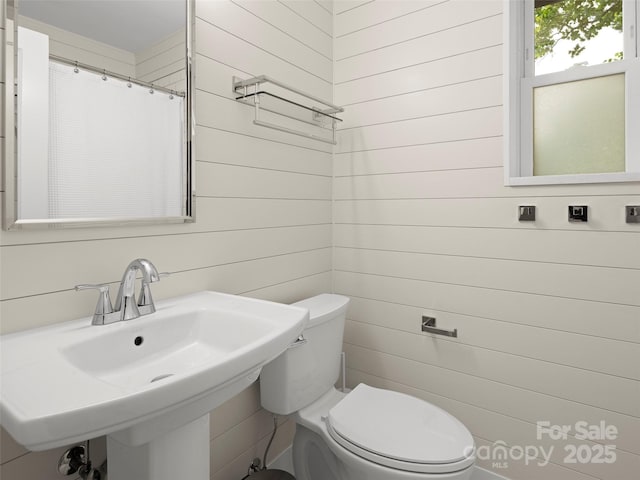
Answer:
top-left (260, 294), bottom-right (350, 415)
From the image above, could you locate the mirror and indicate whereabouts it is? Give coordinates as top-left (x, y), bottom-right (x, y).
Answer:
top-left (3, 0), bottom-right (194, 229)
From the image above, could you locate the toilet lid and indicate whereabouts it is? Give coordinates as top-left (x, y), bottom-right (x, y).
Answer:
top-left (327, 384), bottom-right (474, 470)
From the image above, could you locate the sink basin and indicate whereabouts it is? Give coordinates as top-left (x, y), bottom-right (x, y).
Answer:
top-left (61, 308), bottom-right (275, 390)
top-left (0, 291), bottom-right (307, 451)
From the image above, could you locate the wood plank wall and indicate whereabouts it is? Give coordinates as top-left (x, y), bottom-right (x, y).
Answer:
top-left (136, 29), bottom-right (187, 91)
top-left (0, 1), bottom-right (334, 479)
top-left (17, 15), bottom-right (136, 77)
top-left (332, 1), bottom-right (640, 479)
top-left (3, 1), bottom-right (639, 479)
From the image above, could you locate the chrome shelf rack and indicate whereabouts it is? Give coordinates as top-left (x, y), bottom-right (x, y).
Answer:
top-left (233, 75), bottom-right (344, 145)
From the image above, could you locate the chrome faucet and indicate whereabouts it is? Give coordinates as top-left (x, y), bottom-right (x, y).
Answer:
top-left (114, 258), bottom-right (160, 320)
top-left (75, 258), bottom-right (164, 325)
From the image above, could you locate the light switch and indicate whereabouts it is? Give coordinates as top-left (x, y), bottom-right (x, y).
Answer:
top-left (626, 206), bottom-right (640, 224)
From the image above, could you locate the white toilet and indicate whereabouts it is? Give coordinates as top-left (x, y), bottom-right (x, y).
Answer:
top-left (260, 294), bottom-right (475, 480)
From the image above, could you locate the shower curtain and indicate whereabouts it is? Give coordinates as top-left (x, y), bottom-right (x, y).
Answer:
top-left (47, 61), bottom-right (185, 219)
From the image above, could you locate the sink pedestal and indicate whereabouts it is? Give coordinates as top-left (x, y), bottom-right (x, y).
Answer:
top-left (106, 414), bottom-right (210, 480)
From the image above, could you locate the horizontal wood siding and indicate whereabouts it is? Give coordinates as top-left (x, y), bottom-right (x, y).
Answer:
top-left (333, 1), bottom-right (640, 479)
top-left (135, 29), bottom-right (186, 90)
top-left (0, 1), bottom-right (333, 479)
top-left (4, 2), bottom-right (639, 479)
top-left (17, 15), bottom-right (136, 77)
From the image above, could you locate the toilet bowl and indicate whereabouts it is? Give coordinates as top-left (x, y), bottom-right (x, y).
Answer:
top-left (260, 294), bottom-right (475, 480)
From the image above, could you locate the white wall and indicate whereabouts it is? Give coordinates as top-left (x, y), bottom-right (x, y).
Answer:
top-left (17, 15), bottom-right (136, 77)
top-left (16, 27), bottom-right (48, 219)
top-left (3, 1), bottom-right (639, 479)
top-left (135, 28), bottom-right (186, 91)
top-left (333, 1), bottom-right (640, 479)
top-left (0, 1), bottom-right (333, 479)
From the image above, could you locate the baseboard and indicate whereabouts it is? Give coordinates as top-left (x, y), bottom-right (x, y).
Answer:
top-left (268, 446), bottom-right (294, 474)
top-left (472, 466), bottom-right (512, 480)
top-left (269, 446), bottom-right (512, 480)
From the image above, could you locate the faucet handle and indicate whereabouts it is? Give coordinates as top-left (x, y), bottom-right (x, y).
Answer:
top-left (75, 284), bottom-right (114, 325)
top-left (137, 282), bottom-right (155, 311)
top-left (137, 272), bottom-right (169, 314)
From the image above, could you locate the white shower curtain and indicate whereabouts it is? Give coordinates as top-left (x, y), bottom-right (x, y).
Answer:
top-left (48, 62), bottom-right (184, 219)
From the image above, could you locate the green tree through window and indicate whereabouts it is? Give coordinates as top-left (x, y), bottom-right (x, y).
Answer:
top-left (535, 0), bottom-right (623, 61)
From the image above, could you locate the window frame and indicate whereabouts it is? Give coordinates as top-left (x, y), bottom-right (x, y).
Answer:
top-left (504, 0), bottom-right (640, 186)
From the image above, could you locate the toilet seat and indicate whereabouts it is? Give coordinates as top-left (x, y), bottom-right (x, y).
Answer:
top-left (326, 384), bottom-right (475, 474)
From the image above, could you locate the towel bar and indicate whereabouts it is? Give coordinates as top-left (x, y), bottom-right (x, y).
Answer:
top-left (233, 75), bottom-right (343, 145)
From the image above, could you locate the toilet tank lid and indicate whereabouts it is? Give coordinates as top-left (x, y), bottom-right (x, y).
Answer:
top-left (291, 294), bottom-right (349, 327)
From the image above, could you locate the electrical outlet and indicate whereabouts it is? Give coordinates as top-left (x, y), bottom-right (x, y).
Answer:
top-left (626, 206), bottom-right (640, 224)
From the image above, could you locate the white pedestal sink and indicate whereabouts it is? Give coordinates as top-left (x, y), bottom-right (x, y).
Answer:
top-left (107, 415), bottom-right (211, 480)
top-left (0, 291), bottom-right (308, 480)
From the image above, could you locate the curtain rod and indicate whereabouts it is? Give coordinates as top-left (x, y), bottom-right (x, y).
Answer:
top-left (49, 54), bottom-right (186, 98)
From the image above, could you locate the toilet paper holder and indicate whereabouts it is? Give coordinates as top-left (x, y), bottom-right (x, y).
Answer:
top-left (421, 316), bottom-right (458, 338)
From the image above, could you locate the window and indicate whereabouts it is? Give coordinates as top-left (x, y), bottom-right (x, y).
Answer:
top-left (504, 0), bottom-right (640, 185)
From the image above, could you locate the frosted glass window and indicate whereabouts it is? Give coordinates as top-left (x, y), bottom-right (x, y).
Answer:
top-left (505, 0), bottom-right (640, 185)
top-left (533, 73), bottom-right (625, 176)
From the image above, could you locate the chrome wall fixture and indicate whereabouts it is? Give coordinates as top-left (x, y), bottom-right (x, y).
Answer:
top-left (518, 205), bottom-right (536, 221)
top-left (568, 205), bottom-right (589, 222)
top-left (421, 316), bottom-right (458, 338)
top-left (57, 440), bottom-right (104, 479)
top-left (233, 75), bottom-right (344, 145)
top-left (626, 205), bottom-right (640, 223)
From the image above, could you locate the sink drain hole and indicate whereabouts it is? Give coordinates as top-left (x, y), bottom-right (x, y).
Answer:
top-left (134, 336), bottom-right (144, 346)
top-left (150, 374), bottom-right (174, 383)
